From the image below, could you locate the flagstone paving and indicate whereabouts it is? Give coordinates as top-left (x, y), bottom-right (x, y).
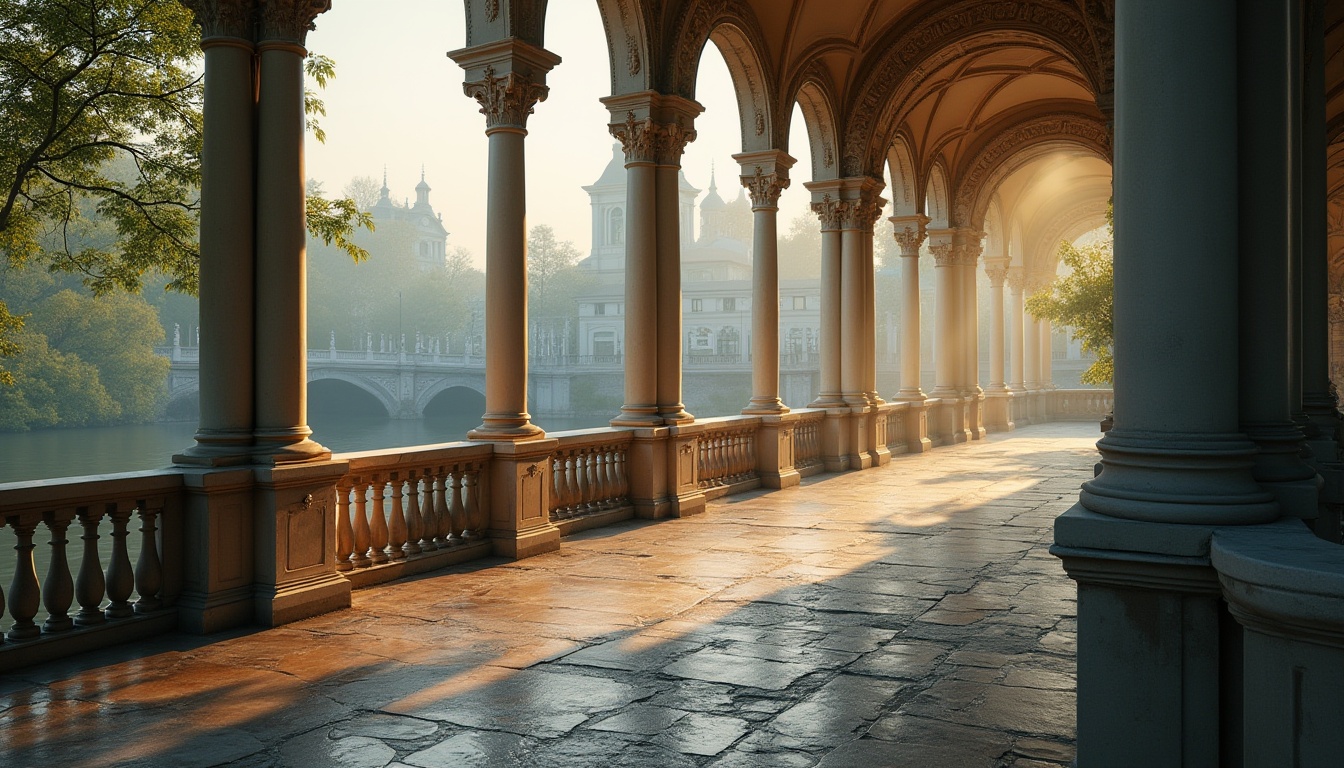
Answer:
top-left (0, 422), bottom-right (1097, 767)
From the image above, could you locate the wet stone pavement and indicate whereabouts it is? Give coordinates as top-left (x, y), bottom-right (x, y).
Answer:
top-left (0, 423), bottom-right (1094, 767)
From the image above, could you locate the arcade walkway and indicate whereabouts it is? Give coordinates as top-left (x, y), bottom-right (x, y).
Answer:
top-left (0, 423), bottom-right (1091, 767)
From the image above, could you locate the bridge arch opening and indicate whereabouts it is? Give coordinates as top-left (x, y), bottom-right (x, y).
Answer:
top-left (309, 378), bottom-right (390, 419)
top-left (164, 391), bottom-right (198, 422)
top-left (423, 386), bottom-right (485, 422)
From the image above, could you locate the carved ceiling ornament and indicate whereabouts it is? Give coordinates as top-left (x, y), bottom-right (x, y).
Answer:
top-left (955, 112), bottom-right (1111, 229)
top-left (258, 0), bottom-right (329, 44)
top-left (464, 66), bottom-right (550, 131)
top-left (742, 166), bottom-right (788, 209)
top-left (841, 0), bottom-right (1104, 177)
top-left (182, 0), bottom-right (255, 40)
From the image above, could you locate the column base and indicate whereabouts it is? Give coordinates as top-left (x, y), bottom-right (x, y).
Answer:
top-left (743, 398), bottom-right (790, 415)
top-left (468, 416), bottom-right (545, 442)
top-left (845, 406), bottom-right (873, 470)
top-left (173, 428), bottom-right (255, 467)
top-left (612, 405), bottom-right (664, 428)
top-left (659, 406), bottom-right (695, 425)
top-left (808, 393), bottom-right (847, 409)
top-left (178, 467), bottom-right (258, 634)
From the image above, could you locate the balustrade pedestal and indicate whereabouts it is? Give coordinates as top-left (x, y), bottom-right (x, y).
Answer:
top-left (177, 468), bottom-right (258, 633)
top-left (757, 413), bottom-right (803, 490)
top-left (485, 439), bottom-right (562, 559)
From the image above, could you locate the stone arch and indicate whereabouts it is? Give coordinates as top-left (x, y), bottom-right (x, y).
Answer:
top-left (421, 385), bottom-right (488, 421)
top-left (707, 22), bottom-right (778, 152)
top-left (1026, 197), bottom-right (1111, 275)
top-left (464, 0), bottom-right (549, 48)
top-left (886, 135), bottom-right (920, 217)
top-left (841, 1), bottom-right (1107, 177)
top-left (416, 378), bottom-right (488, 418)
top-left (791, 72), bottom-right (841, 182)
top-left (594, 0), bottom-right (653, 94)
top-left (983, 197), bottom-right (1007, 259)
top-left (926, 161), bottom-right (951, 230)
top-left (307, 371), bottom-right (398, 417)
top-left (955, 110), bottom-right (1111, 232)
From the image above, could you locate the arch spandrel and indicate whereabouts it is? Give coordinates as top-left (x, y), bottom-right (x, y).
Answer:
top-left (464, 0), bottom-right (549, 48)
top-left (1023, 197), bottom-right (1111, 274)
top-left (595, 0), bottom-right (653, 95)
top-left (886, 135), bottom-right (921, 217)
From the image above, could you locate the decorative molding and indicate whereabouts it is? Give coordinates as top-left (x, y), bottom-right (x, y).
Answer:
top-left (258, 0), bottom-right (329, 44)
top-left (182, 0), bottom-right (254, 40)
top-left (464, 66), bottom-right (549, 131)
top-left (842, 198), bottom-right (883, 233)
top-left (610, 112), bottom-right (696, 165)
top-left (486, 0), bottom-right (500, 22)
top-left (742, 166), bottom-right (788, 209)
top-left (1006, 267), bottom-right (1027, 293)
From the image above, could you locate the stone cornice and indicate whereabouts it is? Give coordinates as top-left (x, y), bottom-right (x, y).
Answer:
top-left (464, 66), bottom-right (549, 131)
top-left (258, 0), bottom-right (329, 45)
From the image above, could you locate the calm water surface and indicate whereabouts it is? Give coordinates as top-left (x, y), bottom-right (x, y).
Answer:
top-left (0, 412), bottom-right (609, 484)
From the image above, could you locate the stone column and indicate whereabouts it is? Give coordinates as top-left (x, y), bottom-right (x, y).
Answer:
top-left (1007, 268), bottom-right (1027, 392)
top-left (736, 150), bottom-right (793, 414)
top-left (453, 43), bottom-right (559, 441)
top-left (1038, 316), bottom-right (1053, 389)
top-left (175, 1), bottom-right (256, 467)
top-left (654, 115), bottom-right (697, 425)
top-left (984, 260), bottom-right (1012, 431)
top-left (891, 215), bottom-right (930, 401)
top-left (961, 235), bottom-right (985, 438)
top-left (1054, 1), bottom-right (1277, 762)
top-left (840, 204), bottom-right (869, 409)
top-left (608, 116), bottom-right (660, 426)
top-left (861, 201), bottom-right (885, 407)
top-left (251, 1), bottom-right (329, 463)
top-left (1300, 0), bottom-right (1342, 540)
top-left (1236, 0), bottom-right (1317, 517)
top-left (808, 188), bottom-right (845, 409)
top-left (929, 230), bottom-right (967, 443)
top-left (1023, 302), bottom-right (1041, 391)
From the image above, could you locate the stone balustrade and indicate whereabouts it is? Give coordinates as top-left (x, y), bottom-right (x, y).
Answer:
top-left (695, 417), bottom-right (761, 496)
top-left (335, 443), bottom-right (495, 589)
top-left (0, 471), bottom-right (183, 670)
top-left (549, 429), bottom-right (633, 532)
top-left (793, 409), bottom-right (825, 475)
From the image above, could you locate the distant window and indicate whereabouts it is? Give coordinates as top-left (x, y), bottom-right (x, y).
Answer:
top-left (609, 208), bottom-right (625, 246)
top-left (593, 331), bottom-right (616, 357)
top-left (692, 299), bottom-right (703, 312)
top-left (793, 296), bottom-right (806, 310)
top-left (722, 298), bottom-right (737, 312)
top-left (595, 303), bottom-right (606, 316)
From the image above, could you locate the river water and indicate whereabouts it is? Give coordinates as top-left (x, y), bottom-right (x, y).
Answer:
top-left (0, 412), bottom-right (610, 485)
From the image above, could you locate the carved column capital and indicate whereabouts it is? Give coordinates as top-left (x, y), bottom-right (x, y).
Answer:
top-left (741, 167), bottom-right (788, 209)
top-left (811, 194), bottom-right (843, 231)
top-left (464, 66), bottom-right (550, 132)
top-left (258, 0), bottom-right (329, 45)
top-left (609, 112), bottom-right (695, 165)
top-left (182, 0), bottom-right (256, 41)
top-left (890, 215), bottom-right (930, 257)
top-left (1006, 266), bottom-right (1027, 293)
top-left (930, 242), bottom-right (956, 268)
top-left (984, 261), bottom-right (1010, 286)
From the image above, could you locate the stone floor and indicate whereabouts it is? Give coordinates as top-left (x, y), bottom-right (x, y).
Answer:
top-left (0, 422), bottom-right (1095, 767)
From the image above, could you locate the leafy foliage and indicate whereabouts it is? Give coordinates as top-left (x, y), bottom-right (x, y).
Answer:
top-left (1026, 220), bottom-right (1114, 385)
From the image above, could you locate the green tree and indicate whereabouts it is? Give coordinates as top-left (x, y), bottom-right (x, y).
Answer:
top-left (0, 330), bottom-right (120, 430)
top-left (528, 225), bottom-right (593, 325)
top-left (1026, 222), bottom-right (1114, 385)
top-left (0, 0), bottom-right (370, 379)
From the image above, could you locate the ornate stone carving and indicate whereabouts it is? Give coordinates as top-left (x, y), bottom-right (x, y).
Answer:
top-left (609, 112), bottom-right (695, 165)
top-left (811, 195), bottom-right (843, 230)
top-left (627, 36), bottom-right (641, 76)
top-left (742, 167), bottom-right (788, 209)
top-left (842, 198), bottom-right (883, 233)
top-left (464, 66), bottom-right (550, 131)
top-left (985, 263), bottom-right (1010, 286)
top-left (891, 215), bottom-right (930, 256)
top-left (181, 0), bottom-right (254, 40)
top-left (486, 0), bottom-right (500, 22)
top-left (1006, 267), bottom-right (1027, 293)
top-left (930, 243), bottom-right (956, 268)
top-left (1329, 293), bottom-right (1344, 325)
top-left (258, 0), bottom-right (329, 44)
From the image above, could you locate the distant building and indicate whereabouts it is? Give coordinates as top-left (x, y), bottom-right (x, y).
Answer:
top-left (575, 147), bottom-right (820, 365)
top-left (369, 168), bottom-right (449, 270)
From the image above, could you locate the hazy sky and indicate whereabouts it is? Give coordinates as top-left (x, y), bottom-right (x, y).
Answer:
top-left (305, 2), bottom-right (814, 268)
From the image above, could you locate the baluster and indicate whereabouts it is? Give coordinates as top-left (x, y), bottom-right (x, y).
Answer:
top-left (434, 467), bottom-right (454, 546)
top-left (425, 468), bottom-right (444, 549)
top-left (697, 438), bottom-right (708, 486)
top-left (387, 473), bottom-right (407, 560)
top-left (105, 503), bottom-right (135, 619)
top-left (133, 504), bottom-right (162, 613)
top-left (616, 448), bottom-right (629, 501)
top-left (5, 518), bottom-right (40, 641)
top-left (464, 465), bottom-right (483, 537)
top-left (601, 449), bottom-right (618, 507)
top-left (733, 433), bottom-right (745, 479)
top-left (403, 471), bottom-right (423, 556)
top-left (564, 453), bottom-right (580, 515)
top-left (335, 480), bottom-right (354, 572)
top-left (448, 466), bottom-right (466, 542)
top-left (352, 477), bottom-right (372, 568)
top-left (549, 454), bottom-right (564, 519)
top-left (715, 435), bottom-right (727, 484)
top-left (39, 512), bottom-right (74, 633)
top-left (369, 477), bottom-right (390, 564)
top-left (584, 449), bottom-right (601, 511)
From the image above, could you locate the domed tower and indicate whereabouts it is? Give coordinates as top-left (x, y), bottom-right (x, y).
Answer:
top-left (697, 164), bottom-right (728, 244)
top-left (578, 144), bottom-right (632, 283)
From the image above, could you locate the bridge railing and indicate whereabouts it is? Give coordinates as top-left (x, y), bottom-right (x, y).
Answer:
top-left (0, 471), bottom-right (184, 670)
top-left (334, 442), bottom-right (495, 589)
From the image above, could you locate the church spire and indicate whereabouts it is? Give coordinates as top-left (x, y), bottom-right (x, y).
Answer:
top-left (379, 165), bottom-right (390, 203)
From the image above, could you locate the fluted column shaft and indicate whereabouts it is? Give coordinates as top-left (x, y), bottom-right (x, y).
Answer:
top-left (738, 152), bottom-right (793, 414)
top-left (253, 8), bottom-right (329, 462)
top-left (808, 190), bottom-right (844, 407)
top-left (863, 214), bottom-right (883, 404)
top-left (454, 46), bottom-right (559, 440)
top-left (175, 5), bottom-right (256, 466)
top-left (892, 216), bottom-right (929, 399)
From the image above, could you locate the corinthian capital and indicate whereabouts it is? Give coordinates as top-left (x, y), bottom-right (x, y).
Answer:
top-left (258, 0), bottom-right (329, 45)
top-left (984, 261), bottom-right (1009, 286)
top-left (465, 66), bottom-right (550, 131)
top-left (811, 195), bottom-right (843, 231)
top-left (182, 0), bottom-right (255, 41)
top-left (930, 242), bottom-right (956, 267)
top-left (742, 167), bottom-right (788, 209)
top-left (889, 215), bottom-right (930, 257)
top-left (610, 112), bottom-right (695, 165)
